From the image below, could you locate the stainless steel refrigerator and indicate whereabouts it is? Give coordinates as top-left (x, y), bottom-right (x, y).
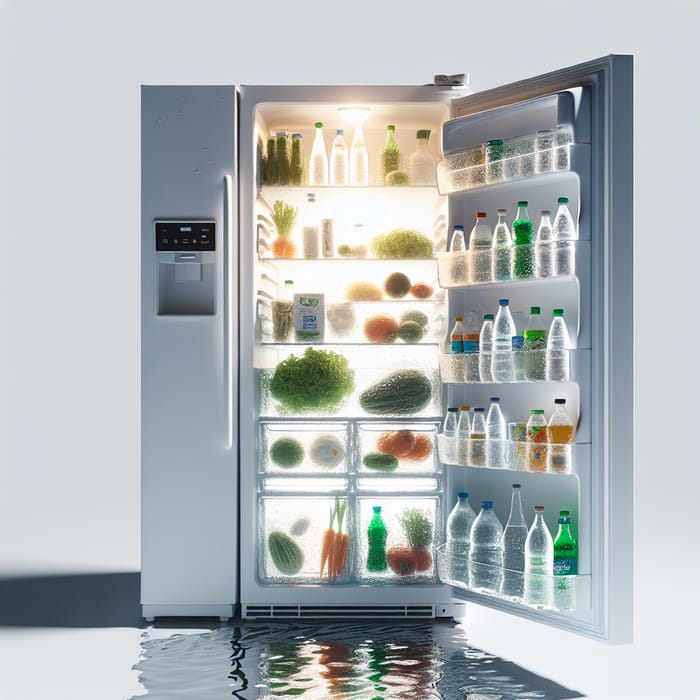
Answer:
top-left (141, 54), bottom-right (633, 642)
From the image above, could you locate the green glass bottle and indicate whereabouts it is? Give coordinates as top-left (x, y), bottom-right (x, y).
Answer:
top-left (367, 505), bottom-right (388, 572)
top-left (381, 125), bottom-right (400, 182)
top-left (512, 200), bottom-right (534, 279)
top-left (266, 136), bottom-right (277, 185)
top-left (553, 515), bottom-right (578, 575)
top-left (290, 133), bottom-right (304, 185)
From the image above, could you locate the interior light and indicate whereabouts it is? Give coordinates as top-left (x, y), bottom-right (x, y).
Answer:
top-left (338, 106), bottom-right (371, 123)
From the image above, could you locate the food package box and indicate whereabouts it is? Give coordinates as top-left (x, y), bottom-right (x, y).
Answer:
top-left (293, 293), bottom-right (325, 342)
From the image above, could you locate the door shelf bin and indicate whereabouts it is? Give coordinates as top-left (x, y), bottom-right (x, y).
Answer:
top-left (437, 434), bottom-right (578, 475)
top-left (435, 544), bottom-right (588, 613)
top-left (260, 421), bottom-right (350, 474)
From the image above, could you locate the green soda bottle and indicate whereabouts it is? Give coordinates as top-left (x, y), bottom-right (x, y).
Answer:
top-left (512, 200), bottom-right (534, 279)
top-left (367, 505), bottom-right (388, 571)
top-left (553, 515), bottom-right (578, 575)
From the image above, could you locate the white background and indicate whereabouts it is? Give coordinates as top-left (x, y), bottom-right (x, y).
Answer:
top-left (1, 1), bottom-right (698, 699)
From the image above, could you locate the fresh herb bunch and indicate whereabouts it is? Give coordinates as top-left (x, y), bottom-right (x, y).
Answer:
top-left (398, 508), bottom-right (433, 549)
top-left (271, 200), bottom-right (299, 237)
top-left (370, 228), bottom-right (434, 259)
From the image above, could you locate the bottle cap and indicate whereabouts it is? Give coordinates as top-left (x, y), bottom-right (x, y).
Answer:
top-left (540, 210), bottom-right (550, 216)
top-left (531, 409), bottom-right (545, 414)
top-left (497, 208), bottom-right (507, 215)
top-left (459, 405), bottom-right (470, 411)
top-left (486, 139), bottom-right (503, 146)
top-left (558, 196), bottom-right (569, 204)
top-left (417, 129), bottom-right (431, 139)
top-left (554, 398), bottom-right (566, 404)
top-left (314, 122), bottom-right (323, 128)
top-left (336, 128), bottom-right (344, 135)
top-left (473, 407), bottom-right (485, 413)
top-left (517, 200), bottom-right (528, 207)
top-left (455, 315), bottom-right (464, 321)
top-left (284, 279), bottom-right (294, 285)
top-left (484, 313), bottom-right (494, 320)
top-left (553, 308), bottom-right (564, 316)
top-left (481, 500), bottom-right (494, 509)
top-left (292, 133), bottom-right (302, 139)
top-left (448, 406), bottom-right (459, 412)
top-left (275, 131), bottom-right (289, 138)
top-left (534, 505), bottom-right (545, 512)
top-left (373, 505), bottom-right (382, 512)
top-left (499, 298), bottom-right (509, 306)
top-left (512, 483), bottom-right (521, 488)
top-left (490, 397), bottom-right (500, 403)
top-left (387, 124), bottom-right (396, 131)
top-left (454, 225), bottom-right (464, 231)
top-left (530, 306), bottom-right (541, 314)
top-left (458, 491), bottom-right (469, 499)
top-left (559, 510), bottom-right (570, 516)
top-left (476, 212), bottom-right (487, 218)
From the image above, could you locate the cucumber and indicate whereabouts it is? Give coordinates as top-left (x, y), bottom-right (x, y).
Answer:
top-left (363, 452), bottom-right (399, 472)
top-left (359, 370), bottom-right (432, 415)
top-left (268, 531), bottom-right (304, 575)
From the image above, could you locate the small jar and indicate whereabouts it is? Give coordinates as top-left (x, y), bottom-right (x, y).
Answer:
top-left (290, 133), bottom-right (304, 185)
top-left (485, 139), bottom-right (504, 183)
top-left (535, 129), bottom-right (555, 174)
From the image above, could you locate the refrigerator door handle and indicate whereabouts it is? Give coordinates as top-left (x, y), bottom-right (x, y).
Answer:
top-left (223, 173), bottom-right (234, 449)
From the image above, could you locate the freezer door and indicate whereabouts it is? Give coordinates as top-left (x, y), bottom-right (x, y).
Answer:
top-left (438, 56), bottom-right (633, 642)
top-left (141, 86), bottom-right (238, 620)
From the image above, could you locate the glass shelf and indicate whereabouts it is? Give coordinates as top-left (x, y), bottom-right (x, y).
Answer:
top-left (435, 543), bottom-right (589, 613)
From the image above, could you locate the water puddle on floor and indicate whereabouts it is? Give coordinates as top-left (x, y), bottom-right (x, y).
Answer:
top-left (130, 619), bottom-right (584, 699)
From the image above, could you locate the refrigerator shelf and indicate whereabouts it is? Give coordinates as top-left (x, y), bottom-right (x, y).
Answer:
top-left (435, 544), bottom-right (589, 613)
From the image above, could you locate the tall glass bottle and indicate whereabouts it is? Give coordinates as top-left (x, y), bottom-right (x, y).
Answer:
top-left (553, 514), bottom-right (578, 611)
top-left (349, 121), bottom-right (369, 186)
top-left (485, 396), bottom-right (507, 468)
top-left (409, 129), bottom-right (437, 185)
top-left (502, 483), bottom-right (528, 599)
top-left (309, 122), bottom-right (329, 186)
top-left (478, 313), bottom-right (494, 383)
top-left (302, 192), bottom-right (320, 259)
top-left (552, 196), bottom-right (578, 276)
top-left (546, 309), bottom-right (571, 382)
top-left (329, 128), bottom-right (349, 186)
top-left (491, 208), bottom-right (513, 281)
top-left (380, 124), bottom-right (400, 183)
top-left (491, 298), bottom-right (516, 383)
top-left (512, 201), bottom-right (534, 279)
top-left (366, 506), bottom-right (388, 572)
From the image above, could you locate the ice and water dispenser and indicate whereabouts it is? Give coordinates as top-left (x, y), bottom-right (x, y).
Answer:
top-left (155, 221), bottom-right (216, 315)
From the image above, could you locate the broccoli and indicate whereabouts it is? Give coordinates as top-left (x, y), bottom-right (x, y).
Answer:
top-left (370, 229), bottom-right (434, 259)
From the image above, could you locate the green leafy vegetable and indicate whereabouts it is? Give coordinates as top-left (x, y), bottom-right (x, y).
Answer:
top-left (398, 508), bottom-right (433, 549)
top-left (371, 228), bottom-right (434, 259)
top-left (270, 347), bottom-right (354, 413)
top-left (271, 200), bottom-right (299, 237)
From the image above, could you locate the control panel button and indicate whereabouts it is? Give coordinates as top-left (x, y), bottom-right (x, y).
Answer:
top-left (155, 221), bottom-right (216, 251)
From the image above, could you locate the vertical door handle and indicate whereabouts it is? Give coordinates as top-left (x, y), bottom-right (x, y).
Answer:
top-left (223, 174), bottom-right (234, 449)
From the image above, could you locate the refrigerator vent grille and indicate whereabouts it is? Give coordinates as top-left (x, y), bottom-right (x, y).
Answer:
top-left (244, 605), bottom-right (435, 619)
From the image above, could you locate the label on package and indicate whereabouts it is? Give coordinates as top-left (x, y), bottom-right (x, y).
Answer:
top-left (294, 293), bottom-right (325, 342)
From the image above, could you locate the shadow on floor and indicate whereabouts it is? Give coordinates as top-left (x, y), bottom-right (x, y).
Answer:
top-left (0, 572), bottom-right (147, 628)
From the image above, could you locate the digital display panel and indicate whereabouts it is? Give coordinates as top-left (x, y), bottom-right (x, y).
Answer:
top-left (155, 221), bottom-right (215, 251)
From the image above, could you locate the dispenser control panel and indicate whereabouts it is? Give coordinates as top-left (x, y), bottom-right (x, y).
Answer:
top-left (155, 221), bottom-right (216, 251)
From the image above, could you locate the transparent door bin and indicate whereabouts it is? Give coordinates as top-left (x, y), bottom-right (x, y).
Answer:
top-left (437, 434), bottom-right (574, 474)
top-left (356, 497), bottom-right (439, 584)
top-left (439, 349), bottom-right (572, 384)
top-left (357, 421), bottom-right (440, 476)
top-left (436, 146), bottom-right (485, 194)
top-left (258, 367), bottom-right (442, 419)
top-left (260, 421), bottom-right (350, 474)
top-left (435, 544), bottom-right (585, 613)
top-left (260, 496), bottom-right (353, 585)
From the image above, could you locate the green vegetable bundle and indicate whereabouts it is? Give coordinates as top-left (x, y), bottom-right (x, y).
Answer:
top-left (270, 347), bottom-right (354, 413)
top-left (370, 228), bottom-right (434, 259)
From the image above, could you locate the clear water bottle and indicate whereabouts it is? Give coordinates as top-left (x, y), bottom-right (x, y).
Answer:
top-left (524, 306), bottom-right (547, 381)
top-left (512, 201), bottom-right (534, 279)
top-left (547, 398), bottom-right (576, 474)
top-left (535, 210), bottom-right (554, 278)
top-left (329, 128), bottom-right (349, 186)
top-left (546, 309), bottom-right (571, 382)
top-left (442, 406), bottom-right (459, 464)
top-left (512, 335), bottom-right (526, 381)
top-left (485, 396), bottom-right (507, 469)
top-left (409, 129), bottom-right (437, 185)
top-left (349, 121), bottom-right (369, 186)
top-left (446, 492), bottom-right (476, 583)
top-left (491, 208), bottom-right (513, 281)
top-left (469, 212), bottom-right (493, 283)
top-left (456, 404), bottom-right (471, 465)
top-left (468, 500), bottom-right (504, 594)
top-left (491, 298), bottom-right (516, 383)
top-left (450, 316), bottom-right (466, 353)
top-left (502, 484), bottom-right (528, 599)
top-left (552, 196), bottom-right (577, 276)
top-left (442, 406), bottom-right (458, 435)
top-left (524, 506), bottom-right (553, 607)
top-left (464, 310), bottom-right (482, 382)
top-left (308, 122), bottom-right (329, 186)
top-left (449, 224), bottom-right (466, 252)
top-left (468, 407), bottom-right (487, 467)
top-left (302, 192), bottom-right (320, 259)
top-left (478, 313), bottom-right (494, 383)
top-left (526, 409), bottom-right (548, 472)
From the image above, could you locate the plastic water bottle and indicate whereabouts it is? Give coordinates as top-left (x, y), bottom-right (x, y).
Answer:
top-left (469, 501), bottom-right (504, 594)
top-left (552, 196), bottom-right (577, 276)
top-left (502, 484), bottom-right (528, 599)
top-left (468, 407), bottom-right (487, 467)
top-left (547, 398), bottom-right (575, 474)
top-left (485, 397), bottom-right (507, 469)
top-left (302, 192), bottom-right (320, 259)
top-left (446, 492), bottom-right (476, 583)
top-left (464, 310), bottom-right (482, 382)
top-left (546, 309), bottom-right (571, 382)
top-left (512, 335), bottom-right (526, 382)
top-left (491, 208), bottom-right (513, 281)
top-left (308, 122), bottom-right (329, 186)
top-left (512, 201), bottom-right (534, 279)
top-left (526, 409), bottom-right (548, 472)
top-left (329, 129), bottom-right (349, 186)
top-left (524, 306), bottom-right (547, 381)
top-left (535, 210), bottom-right (554, 278)
top-left (449, 224), bottom-right (465, 251)
top-left (449, 316), bottom-right (466, 353)
top-left (442, 406), bottom-right (459, 464)
top-left (478, 314), bottom-right (494, 383)
top-left (349, 121), bottom-right (368, 186)
top-left (491, 298), bottom-right (516, 382)
top-left (553, 514), bottom-right (578, 611)
top-left (524, 506), bottom-right (553, 607)
top-left (408, 129), bottom-right (437, 185)
top-left (448, 224), bottom-right (467, 285)
top-left (468, 212), bottom-right (493, 283)
top-left (456, 404), bottom-right (471, 465)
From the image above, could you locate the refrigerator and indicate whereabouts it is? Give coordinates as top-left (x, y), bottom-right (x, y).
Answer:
top-left (140, 54), bottom-right (633, 642)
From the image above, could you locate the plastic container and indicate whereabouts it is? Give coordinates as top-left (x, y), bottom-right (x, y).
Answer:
top-left (469, 501), bottom-right (504, 594)
top-left (485, 139), bottom-right (505, 183)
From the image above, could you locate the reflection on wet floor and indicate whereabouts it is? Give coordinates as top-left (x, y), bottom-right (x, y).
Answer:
top-left (131, 619), bottom-right (584, 699)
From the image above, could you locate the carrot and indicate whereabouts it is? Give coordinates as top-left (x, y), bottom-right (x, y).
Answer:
top-left (332, 499), bottom-right (349, 580)
top-left (320, 503), bottom-right (336, 578)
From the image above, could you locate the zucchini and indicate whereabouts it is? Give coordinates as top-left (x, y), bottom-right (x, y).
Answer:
top-left (363, 452), bottom-right (399, 472)
top-left (268, 531), bottom-right (304, 575)
top-left (359, 370), bottom-right (432, 415)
